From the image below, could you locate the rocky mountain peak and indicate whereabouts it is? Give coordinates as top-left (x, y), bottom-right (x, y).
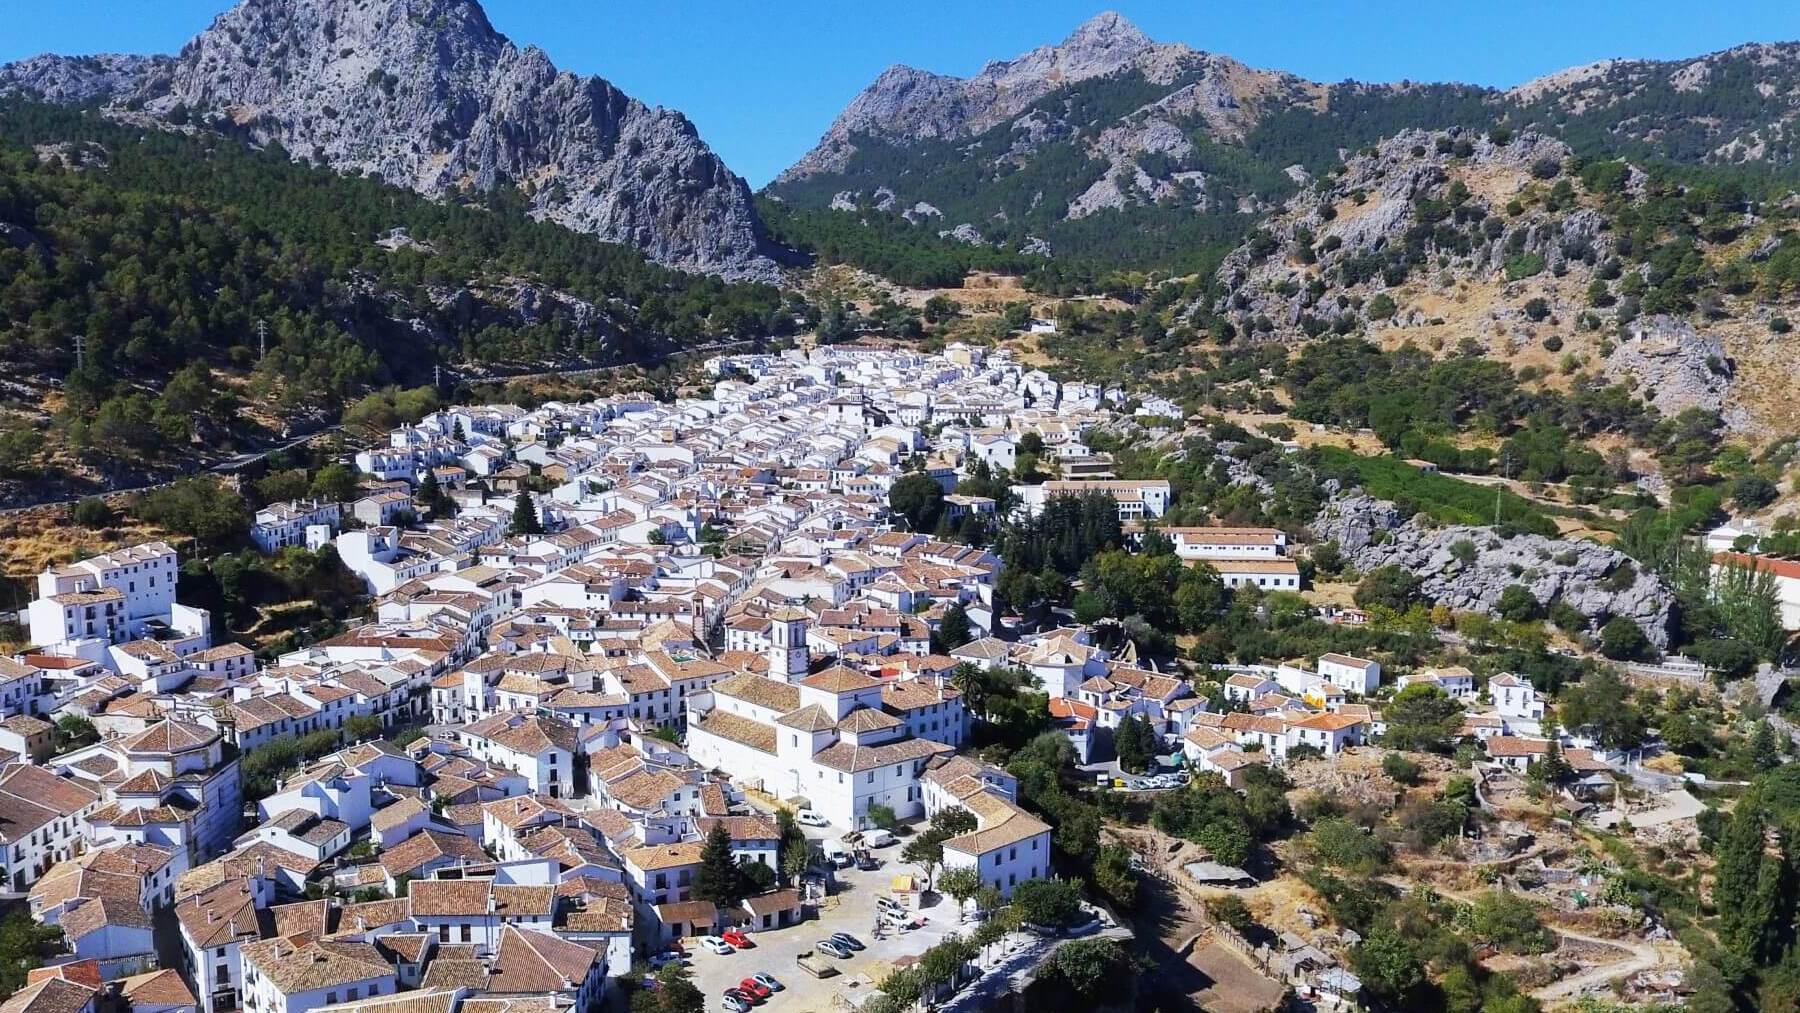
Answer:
top-left (4, 0), bottom-right (777, 281)
top-left (1059, 11), bottom-right (1155, 62)
top-left (777, 11), bottom-right (1182, 184)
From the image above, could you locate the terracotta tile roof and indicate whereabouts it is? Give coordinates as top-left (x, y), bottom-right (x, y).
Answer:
top-left (379, 829), bottom-right (486, 878)
top-left (487, 926), bottom-right (597, 994)
top-left (813, 736), bottom-right (953, 773)
top-left (240, 937), bottom-right (392, 994)
top-left (710, 673), bottom-right (801, 713)
top-left (621, 840), bottom-right (705, 873)
top-left (692, 711), bottom-right (777, 754)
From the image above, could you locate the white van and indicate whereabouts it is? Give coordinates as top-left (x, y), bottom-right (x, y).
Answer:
top-left (821, 839), bottom-right (852, 868)
top-left (862, 829), bottom-right (896, 849)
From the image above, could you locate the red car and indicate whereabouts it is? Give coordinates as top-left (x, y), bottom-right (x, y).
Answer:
top-left (721, 929), bottom-right (755, 949)
top-left (737, 978), bottom-right (772, 1000)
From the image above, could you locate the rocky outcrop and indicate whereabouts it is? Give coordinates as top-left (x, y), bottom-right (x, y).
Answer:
top-left (1314, 494), bottom-right (1675, 648)
top-left (778, 12), bottom-right (1162, 181)
top-left (1209, 128), bottom-right (1587, 338)
top-left (1605, 316), bottom-right (1745, 429)
top-left (5, 0), bottom-right (777, 282)
top-left (0, 53), bottom-right (163, 104)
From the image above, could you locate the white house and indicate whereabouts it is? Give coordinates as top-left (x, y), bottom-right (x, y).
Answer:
top-left (1488, 674), bottom-right (1546, 723)
top-left (1317, 654), bottom-right (1381, 696)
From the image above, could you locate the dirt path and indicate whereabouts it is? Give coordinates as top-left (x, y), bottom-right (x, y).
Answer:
top-left (1379, 875), bottom-right (1684, 1005)
top-left (1530, 928), bottom-right (1680, 1003)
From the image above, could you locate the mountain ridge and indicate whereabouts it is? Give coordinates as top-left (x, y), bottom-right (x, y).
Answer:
top-left (0, 0), bottom-right (781, 282)
top-left (771, 13), bottom-right (1800, 265)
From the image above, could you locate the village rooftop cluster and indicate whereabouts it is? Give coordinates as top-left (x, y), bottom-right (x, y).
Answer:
top-left (0, 342), bottom-right (1648, 1013)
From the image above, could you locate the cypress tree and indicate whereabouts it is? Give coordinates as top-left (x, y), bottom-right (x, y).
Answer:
top-left (693, 823), bottom-right (743, 906)
top-left (1717, 802), bottom-right (1771, 961)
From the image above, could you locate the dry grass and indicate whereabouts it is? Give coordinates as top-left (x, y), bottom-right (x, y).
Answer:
top-left (0, 508), bottom-right (176, 586)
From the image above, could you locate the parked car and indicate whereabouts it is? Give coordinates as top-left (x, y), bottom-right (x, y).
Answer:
top-left (724, 987), bottom-right (762, 1006)
top-left (698, 936), bottom-right (735, 955)
top-left (861, 829), bottom-right (896, 848)
top-left (648, 951), bottom-right (686, 969)
top-left (750, 973), bottom-right (783, 992)
top-left (815, 939), bottom-right (854, 959)
top-left (737, 978), bottom-right (772, 1000)
top-left (796, 809), bottom-right (829, 828)
top-left (855, 853), bottom-right (880, 871)
top-left (722, 929), bottom-right (754, 949)
top-left (721, 995), bottom-right (752, 1013)
top-left (828, 932), bottom-right (865, 951)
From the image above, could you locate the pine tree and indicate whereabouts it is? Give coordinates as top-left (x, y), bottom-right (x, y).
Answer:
top-left (693, 824), bottom-right (743, 906)
top-left (1753, 721), bottom-right (1784, 771)
top-left (935, 602), bottom-right (972, 652)
top-left (510, 490), bottom-right (543, 536)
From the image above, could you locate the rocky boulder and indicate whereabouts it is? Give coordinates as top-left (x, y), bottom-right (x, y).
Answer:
top-left (1605, 315), bottom-right (1745, 429)
top-left (1314, 493), bottom-right (1675, 648)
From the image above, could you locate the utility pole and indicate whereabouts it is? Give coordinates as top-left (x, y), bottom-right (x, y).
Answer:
top-left (1495, 450), bottom-right (1512, 528)
top-left (72, 334), bottom-right (86, 371)
top-left (257, 319), bottom-right (269, 359)
top-left (434, 364), bottom-right (443, 389)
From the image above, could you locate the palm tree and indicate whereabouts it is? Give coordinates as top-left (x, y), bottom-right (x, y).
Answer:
top-left (951, 663), bottom-right (991, 719)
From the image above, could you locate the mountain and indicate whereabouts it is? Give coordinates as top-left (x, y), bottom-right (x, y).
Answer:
top-left (0, 0), bottom-right (779, 281)
top-left (0, 98), bottom-right (794, 505)
top-left (1508, 43), bottom-right (1800, 168)
top-left (769, 13), bottom-right (1800, 275)
top-left (0, 54), bottom-right (166, 105)
top-left (769, 12), bottom-right (1322, 272)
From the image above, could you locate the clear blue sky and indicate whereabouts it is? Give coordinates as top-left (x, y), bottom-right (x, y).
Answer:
top-left (7, 1), bottom-right (1800, 187)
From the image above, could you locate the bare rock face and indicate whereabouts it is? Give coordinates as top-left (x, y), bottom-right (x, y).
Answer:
top-left (0, 54), bottom-right (163, 104)
top-left (4, 0), bottom-right (776, 282)
top-left (1314, 494), bottom-right (1675, 648)
top-left (780, 12), bottom-right (1157, 181)
top-left (1606, 316), bottom-right (1745, 429)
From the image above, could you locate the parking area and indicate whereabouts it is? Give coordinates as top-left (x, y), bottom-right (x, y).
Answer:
top-left (1076, 758), bottom-right (1190, 792)
top-left (682, 846), bottom-right (958, 1013)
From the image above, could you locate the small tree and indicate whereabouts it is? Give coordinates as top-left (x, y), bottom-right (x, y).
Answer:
top-left (1381, 752), bottom-right (1423, 786)
top-left (866, 803), bottom-right (900, 832)
top-left (939, 866), bottom-right (983, 921)
top-left (901, 833), bottom-right (946, 890)
top-left (71, 497), bottom-right (116, 529)
top-left (1599, 616), bottom-right (1650, 661)
top-left (1011, 877), bottom-right (1081, 929)
top-left (510, 490), bottom-right (543, 536)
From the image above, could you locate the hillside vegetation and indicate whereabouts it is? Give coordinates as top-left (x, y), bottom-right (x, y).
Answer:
top-left (0, 100), bottom-right (800, 493)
